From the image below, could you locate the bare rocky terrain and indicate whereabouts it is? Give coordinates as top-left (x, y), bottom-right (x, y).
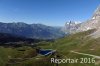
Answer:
top-left (64, 5), bottom-right (100, 38)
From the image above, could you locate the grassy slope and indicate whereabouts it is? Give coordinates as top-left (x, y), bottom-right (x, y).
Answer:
top-left (38, 29), bottom-right (100, 66)
top-left (0, 46), bottom-right (37, 66)
top-left (0, 29), bottom-right (100, 66)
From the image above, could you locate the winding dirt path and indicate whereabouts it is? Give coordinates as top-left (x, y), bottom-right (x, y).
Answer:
top-left (70, 51), bottom-right (100, 59)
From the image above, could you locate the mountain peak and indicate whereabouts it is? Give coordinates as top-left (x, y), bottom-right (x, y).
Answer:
top-left (95, 5), bottom-right (100, 11)
top-left (92, 5), bottom-right (100, 19)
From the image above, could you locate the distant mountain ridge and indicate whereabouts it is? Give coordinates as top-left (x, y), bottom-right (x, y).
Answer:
top-left (0, 22), bottom-right (65, 39)
top-left (63, 21), bottom-right (81, 34)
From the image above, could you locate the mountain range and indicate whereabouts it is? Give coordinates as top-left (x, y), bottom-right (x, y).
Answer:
top-left (1, 5), bottom-right (100, 39)
top-left (0, 22), bottom-right (65, 39)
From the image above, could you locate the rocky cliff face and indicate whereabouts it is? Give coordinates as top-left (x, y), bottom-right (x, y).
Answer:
top-left (77, 5), bottom-right (100, 32)
top-left (64, 5), bottom-right (100, 38)
top-left (92, 5), bottom-right (100, 20)
top-left (63, 21), bottom-right (81, 34)
top-left (76, 5), bottom-right (100, 38)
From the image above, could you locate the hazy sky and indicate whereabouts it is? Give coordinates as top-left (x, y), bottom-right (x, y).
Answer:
top-left (0, 0), bottom-right (100, 26)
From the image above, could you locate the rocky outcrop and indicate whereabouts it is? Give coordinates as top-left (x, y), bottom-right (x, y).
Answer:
top-left (63, 21), bottom-right (81, 34)
top-left (75, 5), bottom-right (100, 38)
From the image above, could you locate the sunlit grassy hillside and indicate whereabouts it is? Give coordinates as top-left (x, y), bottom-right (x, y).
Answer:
top-left (38, 29), bottom-right (100, 66)
top-left (0, 29), bottom-right (100, 66)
